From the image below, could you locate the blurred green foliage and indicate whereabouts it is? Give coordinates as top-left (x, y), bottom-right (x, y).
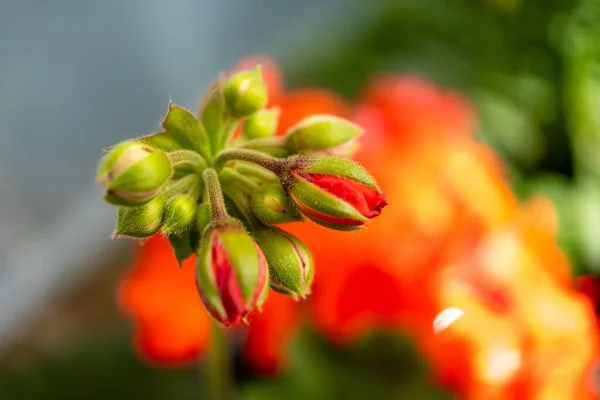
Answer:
top-left (0, 329), bottom-right (451, 399)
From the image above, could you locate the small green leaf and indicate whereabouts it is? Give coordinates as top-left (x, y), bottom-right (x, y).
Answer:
top-left (168, 231), bottom-right (194, 266)
top-left (162, 103), bottom-right (212, 160)
top-left (137, 132), bottom-right (182, 152)
top-left (200, 79), bottom-right (227, 153)
top-left (113, 195), bottom-right (166, 238)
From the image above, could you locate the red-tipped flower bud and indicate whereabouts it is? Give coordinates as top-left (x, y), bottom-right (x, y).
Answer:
top-left (284, 156), bottom-right (387, 230)
top-left (196, 220), bottom-right (269, 326)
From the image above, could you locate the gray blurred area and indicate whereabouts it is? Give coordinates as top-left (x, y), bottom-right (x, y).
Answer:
top-left (0, 0), bottom-right (372, 356)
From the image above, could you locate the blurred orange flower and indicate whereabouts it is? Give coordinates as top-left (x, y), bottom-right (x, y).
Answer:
top-left (117, 56), bottom-right (600, 399)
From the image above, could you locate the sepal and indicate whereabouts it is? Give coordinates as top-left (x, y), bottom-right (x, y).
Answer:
top-left (113, 194), bottom-right (166, 238)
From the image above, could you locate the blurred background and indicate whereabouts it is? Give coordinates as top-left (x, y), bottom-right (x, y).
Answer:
top-left (1, 0), bottom-right (600, 399)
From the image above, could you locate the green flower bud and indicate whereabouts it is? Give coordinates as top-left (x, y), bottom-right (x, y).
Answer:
top-left (285, 115), bottom-right (363, 157)
top-left (223, 66), bottom-right (267, 118)
top-left (242, 108), bottom-right (280, 139)
top-left (254, 227), bottom-right (314, 298)
top-left (97, 141), bottom-right (171, 206)
top-left (113, 194), bottom-right (166, 238)
top-left (251, 183), bottom-right (302, 225)
top-left (162, 194), bottom-right (196, 235)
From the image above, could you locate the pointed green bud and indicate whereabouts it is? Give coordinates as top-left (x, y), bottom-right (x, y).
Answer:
top-left (162, 194), bottom-right (196, 235)
top-left (196, 219), bottom-right (269, 326)
top-left (162, 103), bottom-right (211, 160)
top-left (113, 194), bottom-right (166, 238)
top-left (137, 132), bottom-right (182, 152)
top-left (254, 227), bottom-right (314, 299)
top-left (223, 66), bottom-right (267, 117)
top-left (285, 115), bottom-right (363, 157)
top-left (168, 231), bottom-right (194, 266)
top-left (251, 183), bottom-right (302, 225)
top-left (242, 108), bottom-right (280, 140)
top-left (284, 156), bottom-right (387, 230)
top-left (200, 79), bottom-right (227, 142)
top-left (97, 141), bottom-right (171, 206)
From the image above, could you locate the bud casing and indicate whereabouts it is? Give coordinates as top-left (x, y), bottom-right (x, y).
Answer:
top-left (113, 194), bottom-right (166, 238)
top-left (97, 141), bottom-right (171, 206)
top-left (242, 108), bottom-right (280, 140)
top-left (254, 228), bottom-right (314, 298)
top-left (285, 156), bottom-right (387, 230)
top-left (196, 220), bottom-right (269, 326)
top-left (162, 194), bottom-right (196, 234)
top-left (223, 66), bottom-right (267, 117)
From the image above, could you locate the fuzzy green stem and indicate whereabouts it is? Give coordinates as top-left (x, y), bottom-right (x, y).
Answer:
top-left (203, 168), bottom-right (229, 221)
top-left (219, 169), bottom-right (260, 195)
top-left (233, 162), bottom-right (279, 183)
top-left (215, 149), bottom-right (287, 175)
top-left (205, 321), bottom-right (233, 400)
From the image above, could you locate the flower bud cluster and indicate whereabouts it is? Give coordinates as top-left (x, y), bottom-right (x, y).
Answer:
top-left (96, 65), bottom-right (387, 326)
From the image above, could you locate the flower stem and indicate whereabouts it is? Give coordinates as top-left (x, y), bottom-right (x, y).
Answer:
top-left (215, 149), bottom-right (287, 175)
top-left (234, 136), bottom-right (287, 157)
top-left (233, 162), bottom-right (278, 183)
top-left (204, 320), bottom-right (233, 400)
top-left (203, 168), bottom-right (229, 221)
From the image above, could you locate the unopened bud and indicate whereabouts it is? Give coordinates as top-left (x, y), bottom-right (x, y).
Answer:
top-left (223, 66), bottom-right (267, 117)
top-left (242, 108), bottom-right (280, 139)
top-left (196, 219), bottom-right (269, 326)
top-left (162, 194), bottom-right (196, 235)
top-left (254, 228), bottom-right (314, 298)
top-left (97, 141), bottom-right (171, 206)
top-left (284, 156), bottom-right (387, 230)
top-left (113, 194), bottom-right (166, 238)
top-left (285, 115), bottom-right (362, 157)
top-left (251, 183), bottom-right (301, 225)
